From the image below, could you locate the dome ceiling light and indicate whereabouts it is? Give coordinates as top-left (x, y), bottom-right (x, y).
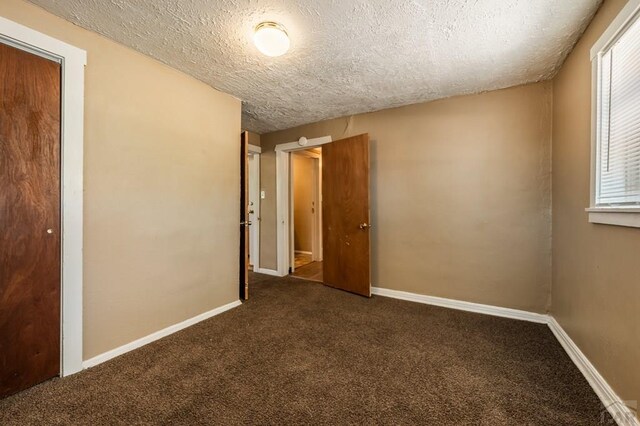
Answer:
top-left (253, 22), bottom-right (290, 57)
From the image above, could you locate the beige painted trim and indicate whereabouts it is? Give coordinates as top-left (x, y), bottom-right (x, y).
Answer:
top-left (0, 16), bottom-right (86, 377)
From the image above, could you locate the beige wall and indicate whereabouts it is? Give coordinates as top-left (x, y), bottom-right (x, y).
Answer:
top-left (0, 0), bottom-right (241, 359)
top-left (552, 0), bottom-right (640, 404)
top-left (262, 82), bottom-right (553, 312)
top-left (292, 154), bottom-right (314, 253)
top-left (6, 2), bottom-right (634, 404)
top-left (246, 131), bottom-right (261, 147)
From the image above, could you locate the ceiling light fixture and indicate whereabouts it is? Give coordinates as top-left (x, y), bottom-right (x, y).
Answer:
top-left (253, 22), bottom-right (290, 57)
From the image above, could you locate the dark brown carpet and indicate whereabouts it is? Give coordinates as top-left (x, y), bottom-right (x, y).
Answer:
top-left (0, 273), bottom-right (611, 425)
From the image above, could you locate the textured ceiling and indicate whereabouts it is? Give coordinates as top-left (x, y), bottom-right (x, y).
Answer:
top-left (29, 0), bottom-right (601, 134)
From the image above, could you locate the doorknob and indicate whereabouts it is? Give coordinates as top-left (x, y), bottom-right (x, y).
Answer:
top-left (359, 223), bottom-right (372, 230)
top-left (240, 221), bottom-right (252, 227)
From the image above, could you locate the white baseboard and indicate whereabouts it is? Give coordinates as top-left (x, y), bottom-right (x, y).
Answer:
top-left (372, 286), bottom-right (638, 425)
top-left (294, 250), bottom-right (312, 255)
top-left (254, 267), bottom-right (284, 277)
top-left (547, 317), bottom-right (639, 426)
top-left (371, 287), bottom-right (548, 323)
top-left (82, 300), bottom-right (242, 369)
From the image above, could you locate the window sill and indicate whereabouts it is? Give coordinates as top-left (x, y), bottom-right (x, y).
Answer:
top-left (586, 207), bottom-right (640, 228)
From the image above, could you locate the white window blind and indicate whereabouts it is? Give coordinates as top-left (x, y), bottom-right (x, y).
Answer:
top-left (597, 13), bottom-right (640, 205)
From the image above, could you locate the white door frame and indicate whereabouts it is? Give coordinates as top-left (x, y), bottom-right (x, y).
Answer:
top-left (289, 153), bottom-right (296, 272)
top-left (312, 154), bottom-right (323, 261)
top-left (248, 144), bottom-right (261, 270)
top-left (275, 136), bottom-right (331, 276)
top-left (0, 17), bottom-right (86, 377)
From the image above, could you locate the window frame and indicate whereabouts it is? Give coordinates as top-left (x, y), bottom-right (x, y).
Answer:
top-left (588, 0), bottom-right (640, 228)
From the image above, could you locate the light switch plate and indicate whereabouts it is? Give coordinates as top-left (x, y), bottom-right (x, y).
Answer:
top-left (260, 190), bottom-right (266, 199)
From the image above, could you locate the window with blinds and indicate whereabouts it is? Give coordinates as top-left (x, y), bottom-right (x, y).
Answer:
top-left (596, 12), bottom-right (640, 206)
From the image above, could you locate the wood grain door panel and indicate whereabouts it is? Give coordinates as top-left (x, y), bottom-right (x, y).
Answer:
top-left (322, 134), bottom-right (371, 297)
top-left (0, 43), bottom-right (62, 398)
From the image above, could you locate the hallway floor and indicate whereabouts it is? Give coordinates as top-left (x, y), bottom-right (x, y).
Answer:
top-left (291, 260), bottom-right (323, 282)
top-left (293, 251), bottom-right (313, 268)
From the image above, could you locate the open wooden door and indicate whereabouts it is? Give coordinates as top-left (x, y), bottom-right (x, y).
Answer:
top-left (322, 134), bottom-right (371, 297)
top-left (239, 131), bottom-right (249, 300)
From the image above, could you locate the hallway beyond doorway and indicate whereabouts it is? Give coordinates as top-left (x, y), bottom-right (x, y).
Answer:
top-left (294, 252), bottom-right (312, 268)
top-left (291, 260), bottom-right (323, 282)
top-left (292, 251), bottom-right (322, 282)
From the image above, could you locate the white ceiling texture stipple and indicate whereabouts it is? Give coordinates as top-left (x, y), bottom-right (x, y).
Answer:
top-left (28, 0), bottom-right (602, 134)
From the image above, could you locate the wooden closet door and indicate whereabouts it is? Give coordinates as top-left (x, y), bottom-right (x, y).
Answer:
top-left (0, 42), bottom-right (62, 398)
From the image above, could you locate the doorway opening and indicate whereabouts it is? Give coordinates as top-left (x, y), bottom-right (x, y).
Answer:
top-left (267, 133), bottom-right (372, 298)
top-left (275, 136), bottom-right (332, 279)
top-left (290, 148), bottom-right (323, 282)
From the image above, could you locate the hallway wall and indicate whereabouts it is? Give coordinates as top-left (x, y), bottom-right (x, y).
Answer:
top-left (292, 154), bottom-right (314, 253)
